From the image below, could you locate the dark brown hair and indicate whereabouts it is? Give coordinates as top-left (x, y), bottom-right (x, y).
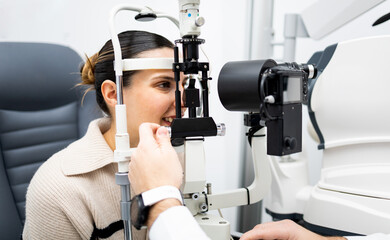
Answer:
top-left (80, 30), bottom-right (174, 115)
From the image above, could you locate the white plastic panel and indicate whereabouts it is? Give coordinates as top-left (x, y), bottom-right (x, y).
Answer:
top-left (304, 186), bottom-right (390, 235)
top-left (311, 35), bottom-right (390, 149)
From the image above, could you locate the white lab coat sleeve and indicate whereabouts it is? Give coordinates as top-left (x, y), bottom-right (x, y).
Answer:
top-left (148, 206), bottom-right (211, 240)
top-left (346, 234), bottom-right (390, 240)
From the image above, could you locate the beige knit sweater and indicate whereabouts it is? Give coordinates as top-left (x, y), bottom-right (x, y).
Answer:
top-left (23, 118), bottom-right (147, 240)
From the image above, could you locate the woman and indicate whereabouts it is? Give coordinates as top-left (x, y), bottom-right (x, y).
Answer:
top-left (23, 30), bottom-right (186, 240)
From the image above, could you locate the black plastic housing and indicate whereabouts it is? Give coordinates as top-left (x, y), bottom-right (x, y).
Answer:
top-left (266, 103), bottom-right (302, 155)
top-left (170, 117), bottom-right (217, 139)
top-left (217, 59), bottom-right (277, 112)
top-left (218, 59), bottom-right (311, 156)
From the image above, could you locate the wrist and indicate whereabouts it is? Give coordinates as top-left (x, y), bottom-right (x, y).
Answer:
top-left (131, 185), bottom-right (183, 230)
top-left (147, 198), bottom-right (182, 228)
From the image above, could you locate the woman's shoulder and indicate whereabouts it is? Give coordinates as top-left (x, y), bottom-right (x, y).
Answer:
top-left (28, 118), bottom-right (112, 194)
top-left (27, 133), bottom-right (92, 194)
top-left (27, 143), bottom-right (80, 197)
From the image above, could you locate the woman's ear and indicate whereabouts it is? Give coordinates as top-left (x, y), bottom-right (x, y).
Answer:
top-left (101, 80), bottom-right (117, 109)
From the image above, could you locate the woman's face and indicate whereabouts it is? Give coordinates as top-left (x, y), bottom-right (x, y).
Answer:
top-left (123, 47), bottom-right (186, 146)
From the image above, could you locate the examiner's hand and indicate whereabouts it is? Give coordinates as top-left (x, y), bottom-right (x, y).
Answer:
top-left (129, 123), bottom-right (183, 195)
top-left (240, 219), bottom-right (346, 240)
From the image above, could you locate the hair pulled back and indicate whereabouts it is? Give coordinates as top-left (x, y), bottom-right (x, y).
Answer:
top-left (80, 30), bottom-right (174, 116)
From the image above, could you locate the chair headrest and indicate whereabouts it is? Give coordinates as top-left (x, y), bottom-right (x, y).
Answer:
top-left (0, 42), bottom-right (84, 111)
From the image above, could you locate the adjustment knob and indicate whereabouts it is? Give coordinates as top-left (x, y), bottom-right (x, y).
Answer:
top-left (195, 17), bottom-right (205, 27)
top-left (217, 123), bottom-right (226, 136)
top-left (284, 137), bottom-right (297, 150)
top-left (303, 83), bottom-right (308, 94)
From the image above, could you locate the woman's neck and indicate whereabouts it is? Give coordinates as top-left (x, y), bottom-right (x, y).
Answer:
top-left (103, 126), bottom-right (116, 151)
top-left (103, 123), bottom-right (139, 151)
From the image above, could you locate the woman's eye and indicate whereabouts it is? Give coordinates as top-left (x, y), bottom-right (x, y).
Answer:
top-left (158, 82), bottom-right (171, 89)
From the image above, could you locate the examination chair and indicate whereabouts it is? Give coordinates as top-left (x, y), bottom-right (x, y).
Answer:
top-left (0, 42), bottom-right (102, 239)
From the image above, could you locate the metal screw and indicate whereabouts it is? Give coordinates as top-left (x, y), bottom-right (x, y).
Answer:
top-left (192, 193), bottom-right (199, 200)
top-left (199, 203), bottom-right (208, 212)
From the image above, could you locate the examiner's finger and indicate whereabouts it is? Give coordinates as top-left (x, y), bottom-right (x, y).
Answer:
top-left (156, 126), bottom-right (172, 148)
top-left (240, 220), bottom-right (297, 240)
top-left (138, 123), bottom-right (160, 145)
top-left (240, 230), bottom-right (258, 240)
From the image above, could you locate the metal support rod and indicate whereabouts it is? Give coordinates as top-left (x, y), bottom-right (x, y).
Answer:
top-left (189, 108), bottom-right (196, 118)
top-left (174, 46), bottom-right (182, 119)
top-left (283, 14), bottom-right (298, 62)
top-left (116, 173), bottom-right (132, 240)
top-left (249, 0), bottom-right (275, 60)
top-left (201, 70), bottom-right (209, 117)
top-left (116, 75), bottom-right (124, 105)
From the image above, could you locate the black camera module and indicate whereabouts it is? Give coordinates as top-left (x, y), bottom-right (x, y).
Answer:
top-left (218, 59), bottom-right (316, 156)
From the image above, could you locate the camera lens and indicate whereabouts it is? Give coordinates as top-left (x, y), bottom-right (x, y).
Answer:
top-left (217, 59), bottom-right (277, 112)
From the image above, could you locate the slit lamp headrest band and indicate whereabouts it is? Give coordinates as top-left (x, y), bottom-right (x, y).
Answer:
top-left (121, 58), bottom-right (175, 71)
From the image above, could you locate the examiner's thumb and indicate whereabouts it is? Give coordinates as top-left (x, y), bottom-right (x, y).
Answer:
top-left (156, 127), bottom-right (171, 148)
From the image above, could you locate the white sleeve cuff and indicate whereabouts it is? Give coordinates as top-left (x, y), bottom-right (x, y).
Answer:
top-left (149, 206), bottom-right (210, 240)
top-left (346, 233), bottom-right (390, 240)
